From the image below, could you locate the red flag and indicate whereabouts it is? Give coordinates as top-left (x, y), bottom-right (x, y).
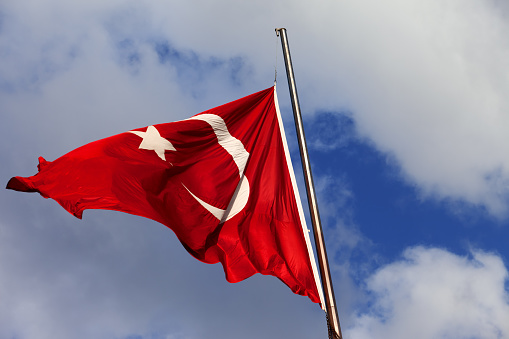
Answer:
top-left (7, 87), bottom-right (323, 305)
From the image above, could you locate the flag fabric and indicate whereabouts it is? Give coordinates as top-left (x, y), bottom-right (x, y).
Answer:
top-left (7, 87), bottom-right (323, 305)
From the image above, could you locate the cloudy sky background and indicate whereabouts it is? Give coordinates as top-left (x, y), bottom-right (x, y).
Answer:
top-left (2, 0), bottom-right (509, 338)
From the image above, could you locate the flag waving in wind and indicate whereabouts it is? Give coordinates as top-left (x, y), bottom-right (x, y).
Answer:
top-left (7, 87), bottom-right (324, 305)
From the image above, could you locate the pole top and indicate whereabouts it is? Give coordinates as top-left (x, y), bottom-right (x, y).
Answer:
top-left (275, 28), bottom-right (286, 36)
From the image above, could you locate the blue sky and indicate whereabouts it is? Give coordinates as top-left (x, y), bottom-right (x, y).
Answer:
top-left (2, 0), bottom-right (509, 338)
top-left (306, 111), bottom-right (509, 260)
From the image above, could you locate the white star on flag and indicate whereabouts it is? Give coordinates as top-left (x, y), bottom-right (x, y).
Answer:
top-left (129, 125), bottom-right (175, 161)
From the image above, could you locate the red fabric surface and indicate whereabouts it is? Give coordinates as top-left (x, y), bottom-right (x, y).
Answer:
top-left (7, 87), bottom-right (320, 304)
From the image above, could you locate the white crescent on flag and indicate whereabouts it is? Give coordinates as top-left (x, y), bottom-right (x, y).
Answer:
top-left (185, 114), bottom-right (250, 223)
top-left (129, 115), bottom-right (250, 223)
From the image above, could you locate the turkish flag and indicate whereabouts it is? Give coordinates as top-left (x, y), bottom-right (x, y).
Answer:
top-left (7, 87), bottom-right (323, 304)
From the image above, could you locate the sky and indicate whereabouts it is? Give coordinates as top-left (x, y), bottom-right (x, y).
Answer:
top-left (1, 0), bottom-right (509, 338)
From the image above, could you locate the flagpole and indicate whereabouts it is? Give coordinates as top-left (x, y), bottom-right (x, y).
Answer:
top-left (275, 28), bottom-right (343, 339)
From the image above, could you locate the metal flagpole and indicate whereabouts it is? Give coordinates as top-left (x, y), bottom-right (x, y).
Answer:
top-left (275, 28), bottom-right (343, 339)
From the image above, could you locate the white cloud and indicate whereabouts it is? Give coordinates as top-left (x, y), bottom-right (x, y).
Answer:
top-left (347, 246), bottom-right (509, 339)
top-left (299, 0), bottom-right (509, 218)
